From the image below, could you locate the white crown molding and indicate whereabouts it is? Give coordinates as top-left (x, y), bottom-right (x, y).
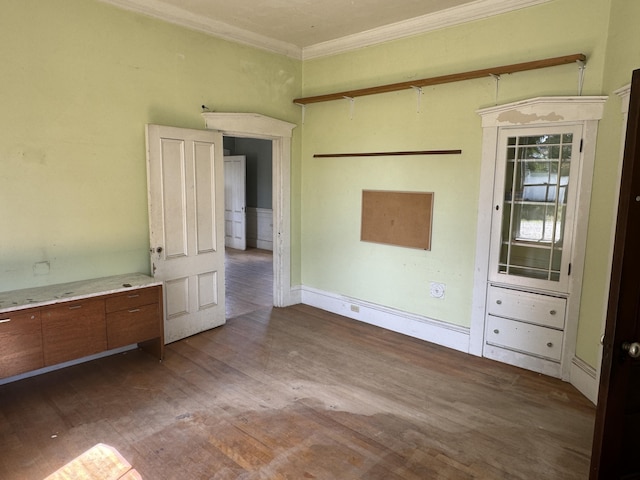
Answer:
top-left (302, 0), bottom-right (554, 60)
top-left (98, 0), bottom-right (552, 61)
top-left (96, 0), bottom-right (302, 59)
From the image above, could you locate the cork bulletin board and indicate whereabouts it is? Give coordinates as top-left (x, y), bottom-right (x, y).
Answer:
top-left (360, 190), bottom-right (433, 250)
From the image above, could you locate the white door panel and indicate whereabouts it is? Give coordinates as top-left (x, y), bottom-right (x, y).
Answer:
top-left (224, 155), bottom-right (246, 250)
top-left (146, 124), bottom-right (225, 343)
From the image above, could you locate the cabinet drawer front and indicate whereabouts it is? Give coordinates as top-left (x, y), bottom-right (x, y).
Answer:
top-left (0, 310), bottom-right (44, 378)
top-left (42, 299), bottom-right (107, 366)
top-left (105, 286), bottom-right (160, 313)
top-left (106, 303), bottom-right (160, 349)
top-left (487, 286), bottom-right (566, 329)
top-left (486, 315), bottom-right (563, 361)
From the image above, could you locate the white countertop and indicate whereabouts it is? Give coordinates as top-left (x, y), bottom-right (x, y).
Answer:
top-left (0, 273), bottom-right (161, 314)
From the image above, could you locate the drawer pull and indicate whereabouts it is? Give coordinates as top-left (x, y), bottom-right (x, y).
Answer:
top-left (493, 329), bottom-right (500, 334)
top-left (68, 305), bottom-right (83, 310)
top-left (496, 300), bottom-right (502, 305)
top-left (547, 342), bottom-right (554, 348)
top-left (0, 318), bottom-right (11, 324)
top-left (550, 310), bottom-right (557, 315)
top-left (128, 309), bottom-right (141, 313)
top-left (127, 294), bottom-right (140, 299)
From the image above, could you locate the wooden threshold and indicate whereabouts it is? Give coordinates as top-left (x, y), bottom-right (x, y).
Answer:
top-left (294, 53), bottom-right (586, 105)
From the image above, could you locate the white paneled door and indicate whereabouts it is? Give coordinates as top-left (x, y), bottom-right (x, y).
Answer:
top-left (146, 124), bottom-right (225, 343)
top-left (223, 155), bottom-right (247, 250)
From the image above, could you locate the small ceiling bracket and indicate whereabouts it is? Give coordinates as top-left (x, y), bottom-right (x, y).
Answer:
top-left (489, 74), bottom-right (501, 105)
top-left (344, 96), bottom-right (355, 120)
top-left (411, 86), bottom-right (423, 113)
top-left (297, 104), bottom-right (306, 124)
top-left (576, 59), bottom-right (586, 96)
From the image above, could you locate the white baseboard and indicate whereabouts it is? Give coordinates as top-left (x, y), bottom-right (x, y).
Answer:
top-left (247, 207), bottom-right (273, 251)
top-left (289, 285), bottom-right (302, 305)
top-left (483, 343), bottom-right (561, 378)
top-left (570, 356), bottom-right (598, 405)
top-left (295, 286), bottom-right (597, 403)
top-left (300, 286), bottom-right (470, 353)
top-left (251, 239), bottom-right (273, 250)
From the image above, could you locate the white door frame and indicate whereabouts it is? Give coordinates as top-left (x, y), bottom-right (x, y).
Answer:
top-left (202, 112), bottom-right (296, 307)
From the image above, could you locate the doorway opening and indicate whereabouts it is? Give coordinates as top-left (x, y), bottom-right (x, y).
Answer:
top-left (223, 135), bottom-right (274, 320)
top-left (201, 111), bottom-right (296, 310)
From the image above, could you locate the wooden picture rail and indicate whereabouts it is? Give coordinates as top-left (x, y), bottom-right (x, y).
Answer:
top-left (314, 150), bottom-right (461, 158)
top-left (294, 53), bottom-right (586, 105)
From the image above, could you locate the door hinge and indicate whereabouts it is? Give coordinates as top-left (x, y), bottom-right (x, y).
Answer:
top-left (579, 139), bottom-right (583, 153)
top-left (568, 263), bottom-right (572, 276)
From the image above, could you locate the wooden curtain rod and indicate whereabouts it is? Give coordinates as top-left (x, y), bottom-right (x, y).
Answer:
top-left (314, 150), bottom-right (462, 158)
top-left (294, 53), bottom-right (586, 105)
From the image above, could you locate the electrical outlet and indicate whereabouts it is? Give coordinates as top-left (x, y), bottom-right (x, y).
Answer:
top-left (350, 304), bottom-right (360, 313)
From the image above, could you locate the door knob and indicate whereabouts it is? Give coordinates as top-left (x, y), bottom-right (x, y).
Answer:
top-left (622, 342), bottom-right (640, 358)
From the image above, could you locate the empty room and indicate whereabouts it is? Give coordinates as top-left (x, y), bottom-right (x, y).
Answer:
top-left (1, 0), bottom-right (639, 478)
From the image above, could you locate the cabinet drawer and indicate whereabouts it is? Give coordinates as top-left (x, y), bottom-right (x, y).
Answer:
top-left (0, 309), bottom-right (44, 378)
top-left (105, 286), bottom-right (160, 313)
top-left (486, 315), bottom-right (563, 361)
top-left (487, 286), bottom-right (566, 329)
top-left (106, 303), bottom-right (160, 349)
top-left (42, 299), bottom-right (107, 366)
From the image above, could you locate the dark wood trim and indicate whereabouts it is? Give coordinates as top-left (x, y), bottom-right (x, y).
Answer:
top-left (314, 150), bottom-right (462, 158)
top-left (294, 53), bottom-right (586, 105)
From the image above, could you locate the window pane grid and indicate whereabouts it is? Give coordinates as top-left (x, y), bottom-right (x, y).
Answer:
top-left (500, 133), bottom-right (573, 282)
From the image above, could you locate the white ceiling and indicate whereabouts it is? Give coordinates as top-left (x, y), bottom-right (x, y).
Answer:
top-left (99, 0), bottom-right (552, 59)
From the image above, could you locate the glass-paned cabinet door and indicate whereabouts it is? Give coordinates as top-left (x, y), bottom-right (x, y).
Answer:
top-left (489, 124), bottom-right (583, 292)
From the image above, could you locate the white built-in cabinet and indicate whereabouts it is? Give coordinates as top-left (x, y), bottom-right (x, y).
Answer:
top-left (472, 97), bottom-right (607, 379)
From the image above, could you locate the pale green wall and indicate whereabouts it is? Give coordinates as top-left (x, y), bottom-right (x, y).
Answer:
top-left (0, 0), bottom-right (302, 291)
top-left (300, 0), bottom-right (613, 346)
top-left (2, 0), bottom-right (635, 372)
top-left (576, 0), bottom-right (640, 366)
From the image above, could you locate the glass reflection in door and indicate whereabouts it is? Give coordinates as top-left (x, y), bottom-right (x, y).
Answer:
top-left (499, 133), bottom-right (573, 282)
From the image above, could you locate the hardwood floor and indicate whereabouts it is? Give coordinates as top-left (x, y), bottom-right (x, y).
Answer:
top-left (0, 249), bottom-right (595, 479)
top-left (225, 247), bottom-right (273, 320)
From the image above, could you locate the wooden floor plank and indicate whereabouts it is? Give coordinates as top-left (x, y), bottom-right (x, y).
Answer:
top-left (0, 248), bottom-right (594, 479)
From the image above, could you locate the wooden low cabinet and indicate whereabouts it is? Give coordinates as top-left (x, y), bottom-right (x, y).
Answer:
top-left (106, 286), bottom-right (162, 354)
top-left (0, 309), bottom-right (44, 378)
top-left (0, 275), bottom-right (163, 381)
top-left (43, 299), bottom-right (108, 366)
